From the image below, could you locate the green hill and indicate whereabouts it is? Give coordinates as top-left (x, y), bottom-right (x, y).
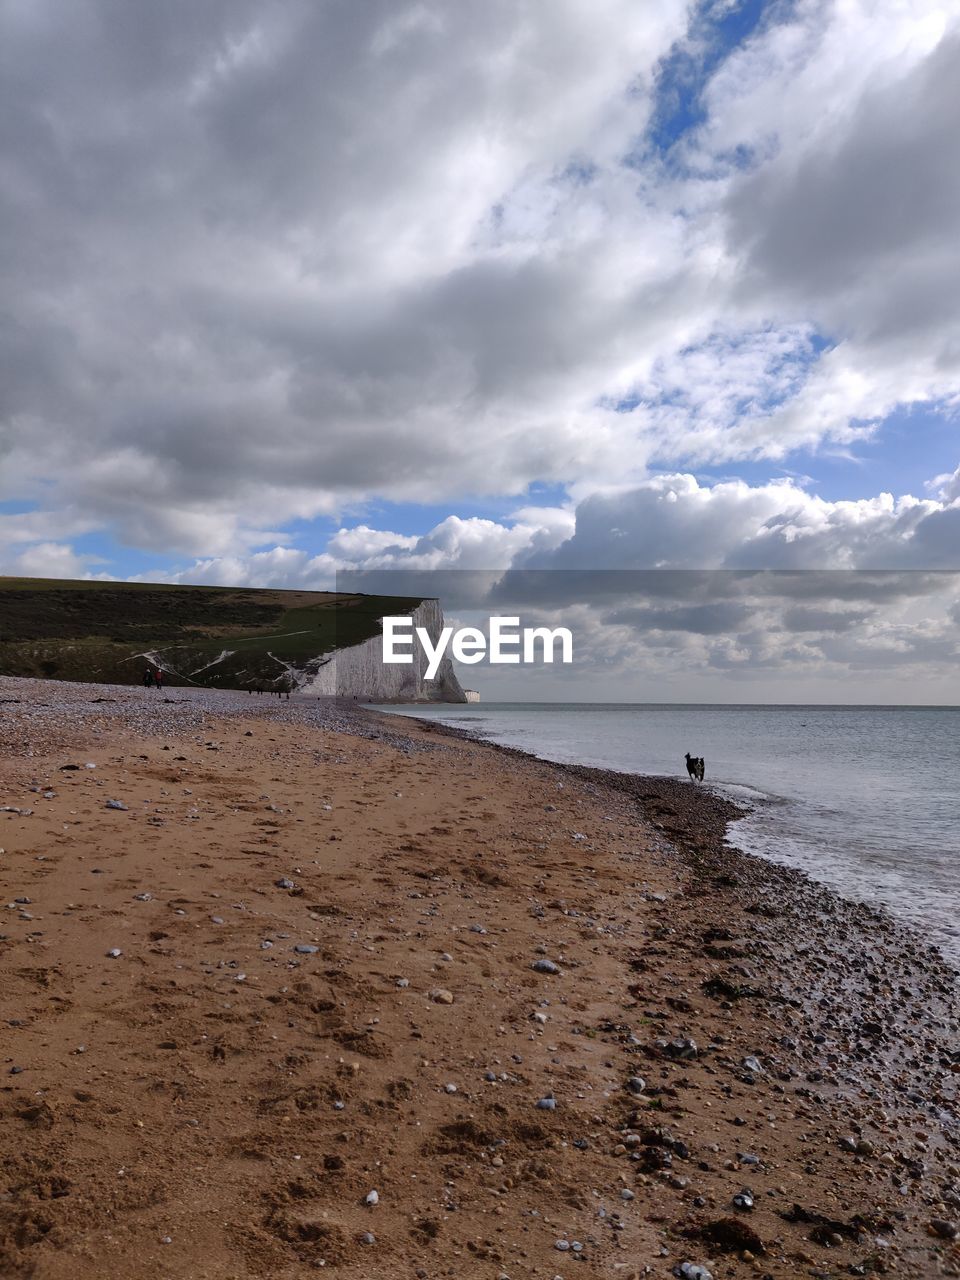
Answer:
top-left (0, 577), bottom-right (423, 691)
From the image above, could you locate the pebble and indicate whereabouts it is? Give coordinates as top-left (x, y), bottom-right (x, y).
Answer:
top-left (626, 1076), bottom-right (646, 1095)
top-left (275, 877), bottom-right (295, 889)
top-left (396, 978), bottom-right (410, 988)
top-left (532, 958), bottom-right (561, 975)
top-left (431, 988), bottom-right (454, 1004)
top-left (293, 944), bottom-right (318, 954)
top-left (105, 799), bottom-right (128, 811)
top-left (106, 948), bottom-right (122, 958)
top-left (536, 1096), bottom-right (557, 1110)
top-left (666, 1037), bottom-right (698, 1059)
top-left (676, 1266), bottom-right (713, 1280)
top-left (360, 1232), bottom-right (375, 1245)
top-left (365, 1190), bottom-right (379, 1206)
top-left (444, 1083), bottom-right (458, 1094)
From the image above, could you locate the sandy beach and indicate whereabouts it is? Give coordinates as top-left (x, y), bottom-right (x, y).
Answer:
top-left (1, 677), bottom-right (958, 1280)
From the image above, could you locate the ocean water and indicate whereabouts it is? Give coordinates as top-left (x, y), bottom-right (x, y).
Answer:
top-left (375, 702), bottom-right (960, 964)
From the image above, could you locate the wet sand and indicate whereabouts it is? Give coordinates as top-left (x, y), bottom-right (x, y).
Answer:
top-left (1, 677), bottom-right (958, 1279)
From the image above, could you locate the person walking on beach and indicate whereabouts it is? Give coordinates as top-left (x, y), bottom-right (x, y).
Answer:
top-left (143, 669), bottom-right (154, 688)
top-left (154, 668), bottom-right (164, 691)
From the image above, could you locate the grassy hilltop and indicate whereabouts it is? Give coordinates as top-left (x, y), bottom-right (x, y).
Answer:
top-left (0, 577), bottom-right (422, 690)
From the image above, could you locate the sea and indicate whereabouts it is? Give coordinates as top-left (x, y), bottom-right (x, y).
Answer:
top-left (374, 702), bottom-right (960, 965)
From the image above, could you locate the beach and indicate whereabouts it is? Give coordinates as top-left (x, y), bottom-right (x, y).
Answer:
top-left (0, 678), bottom-right (958, 1280)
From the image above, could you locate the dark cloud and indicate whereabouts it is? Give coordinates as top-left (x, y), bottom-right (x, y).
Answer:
top-left (0, 0), bottom-right (691, 552)
top-left (725, 34), bottom-right (960, 330)
top-left (781, 605), bottom-right (873, 632)
top-left (604, 601), bottom-right (751, 634)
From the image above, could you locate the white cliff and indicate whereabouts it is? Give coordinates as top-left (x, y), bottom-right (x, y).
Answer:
top-left (302, 598), bottom-right (466, 702)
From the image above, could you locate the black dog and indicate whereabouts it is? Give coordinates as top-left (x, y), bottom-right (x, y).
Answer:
top-left (684, 752), bottom-right (705, 782)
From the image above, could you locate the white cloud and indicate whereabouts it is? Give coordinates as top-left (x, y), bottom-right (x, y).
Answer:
top-left (1, 1), bottom-right (959, 559)
top-left (131, 466), bottom-right (960, 595)
top-left (149, 509), bottom-right (572, 587)
top-left (326, 525), bottom-right (419, 560)
top-left (531, 473), bottom-right (960, 570)
top-left (7, 541), bottom-right (101, 580)
top-left (930, 463), bottom-right (960, 502)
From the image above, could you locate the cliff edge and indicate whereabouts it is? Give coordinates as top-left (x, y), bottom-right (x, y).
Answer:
top-left (304, 598), bottom-right (466, 702)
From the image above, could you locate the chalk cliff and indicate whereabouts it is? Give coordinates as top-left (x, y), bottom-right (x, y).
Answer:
top-left (303, 598), bottom-right (466, 702)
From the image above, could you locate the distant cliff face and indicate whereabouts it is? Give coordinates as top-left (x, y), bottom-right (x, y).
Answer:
top-left (304, 598), bottom-right (466, 702)
top-left (0, 579), bottom-right (465, 700)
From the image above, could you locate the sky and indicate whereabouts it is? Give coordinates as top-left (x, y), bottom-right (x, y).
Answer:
top-left (1, 0), bottom-right (959, 698)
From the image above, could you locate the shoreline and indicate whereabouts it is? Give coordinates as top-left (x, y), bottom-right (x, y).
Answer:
top-left (374, 705), bottom-right (960, 970)
top-left (1, 676), bottom-right (958, 1279)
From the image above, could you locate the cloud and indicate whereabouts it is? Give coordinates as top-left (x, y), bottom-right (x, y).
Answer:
top-left (527, 473), bottom-right (960, 571)
top-left (605, 600), bottom-right (751, 634)
top-left (930, 463), bottom-right (960, 502)
top-left (780, 605), bottom-right (872, 633)
top-left (724, 30), bottom-right (960, 320)
top-left (2, 0), bottom-right (959, 561)
top-left (7, 541), bottom-right (101, 580)
top-left (0, 0), bottom-right (690, 552)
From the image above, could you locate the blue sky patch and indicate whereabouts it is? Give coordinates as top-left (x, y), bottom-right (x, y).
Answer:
top-left (646, 0), bottom-right (778, 157)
